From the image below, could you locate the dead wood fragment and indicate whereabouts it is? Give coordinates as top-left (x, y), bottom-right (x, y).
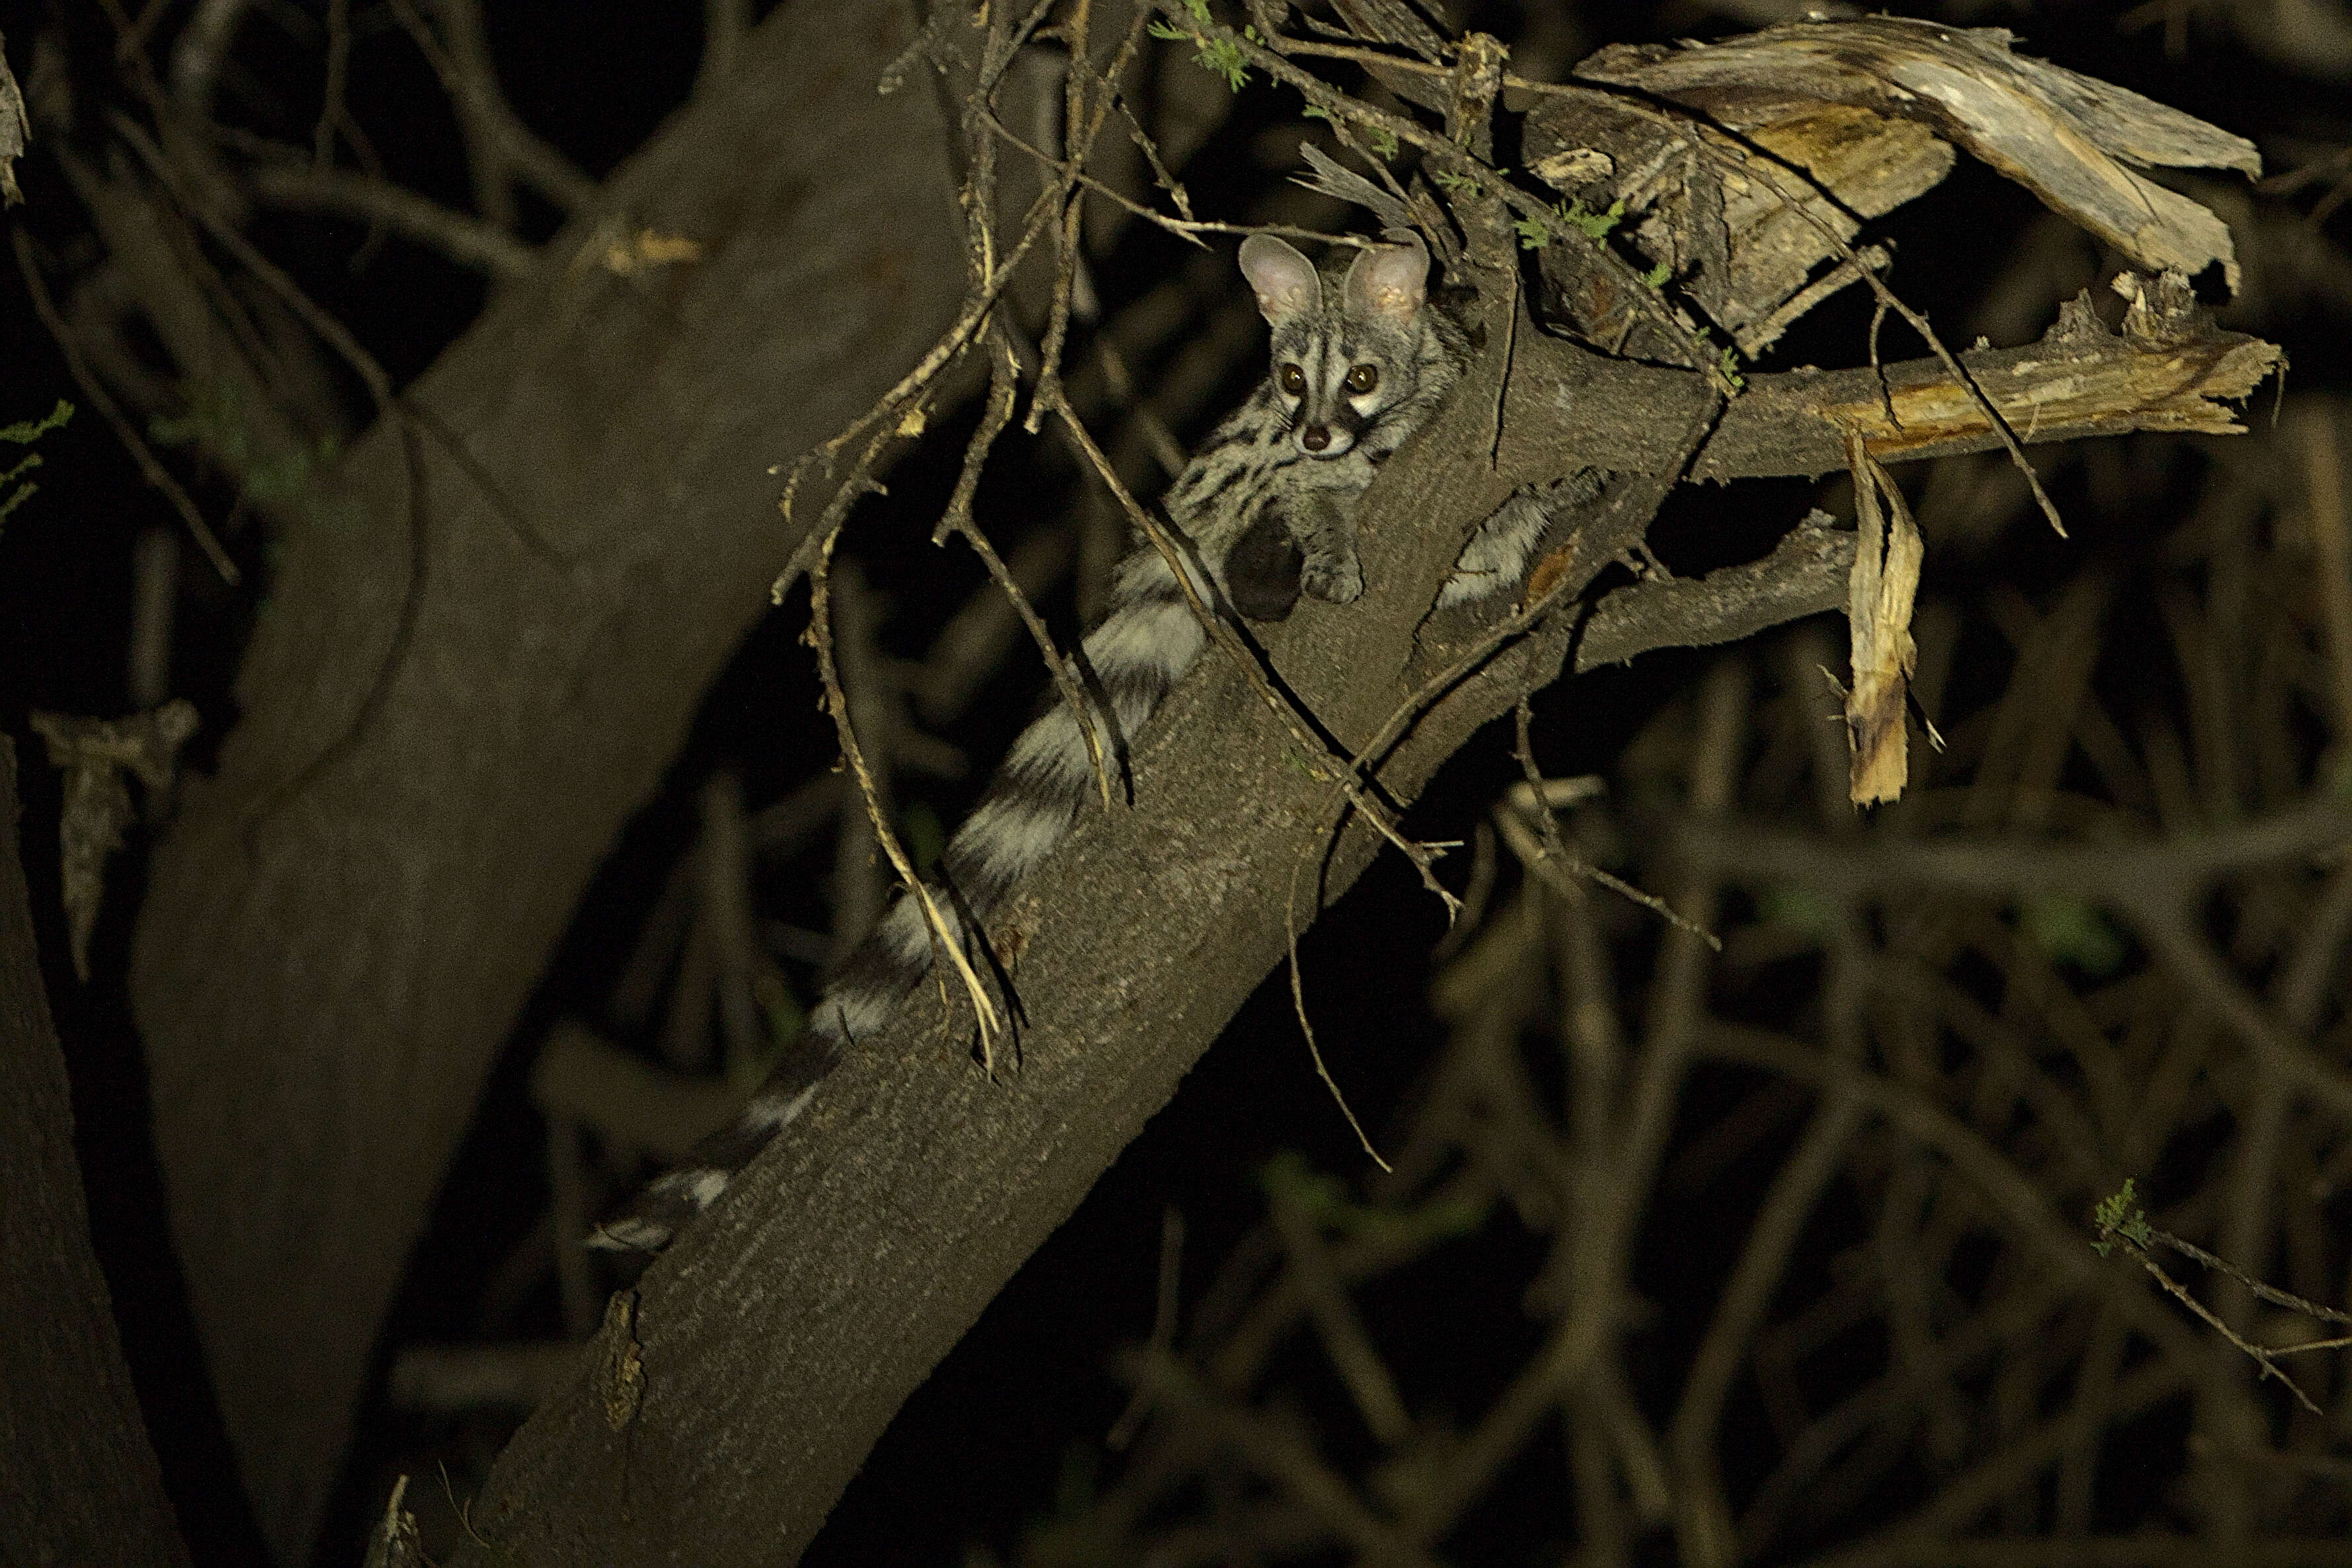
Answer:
top-left (1842, 440), bottom-right (1925, 805)
top-left (0, 28), bottom-right (25, 205)
top-left (1690, 288), bottom-right (2281, 480)
top-left (1460, 287), bottom-right (2275, 492)
top-left (1575, 17), bottom-right (2259, 289)
top-left (27, 701), bottom-right (198, 981)
top-left (1527, 94), bottom-right (1952, 355)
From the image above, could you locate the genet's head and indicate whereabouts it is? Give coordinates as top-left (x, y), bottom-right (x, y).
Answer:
top-left (1237, 233), bottom-right (1431, 460)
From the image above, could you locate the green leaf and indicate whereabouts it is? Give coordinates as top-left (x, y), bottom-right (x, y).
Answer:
top-left (0, 454), bottom-right (42, 522)
top-left (2092, 1177), bottom-right (2151, 1255)
top-left (0, 398), bottom-right (73, 445)
top-left (1149, 6), bottom-right (1250, 91)
top-left (1560, 197), bottom-right (1624, 240)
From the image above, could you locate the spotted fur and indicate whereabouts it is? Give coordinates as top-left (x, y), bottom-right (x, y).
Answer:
top-left (590, 236), bottom-right (1566, 1252)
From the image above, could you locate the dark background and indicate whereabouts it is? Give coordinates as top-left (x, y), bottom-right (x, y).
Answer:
top-left (3, 2), bottom-right (2341, 1563)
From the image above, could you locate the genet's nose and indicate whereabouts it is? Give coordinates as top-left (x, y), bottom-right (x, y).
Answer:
top-left (1300, 424), bottom-right (1330, 453)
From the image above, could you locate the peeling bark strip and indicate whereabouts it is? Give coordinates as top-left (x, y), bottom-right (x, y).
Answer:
top-left (1842, 441), bottom-right (1925, 806)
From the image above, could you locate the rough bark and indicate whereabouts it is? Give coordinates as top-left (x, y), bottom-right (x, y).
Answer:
top-left (126, 3), bottom-right (974, 1557)
top-left (0, 736), bottom-right (192, 1568)
top-left (418, 11), bottom-right (2285, 1550)
top-left (447, 272), bottom-right (2275, 1559)
top-left (108, 5), bottom-right (2274, 1557)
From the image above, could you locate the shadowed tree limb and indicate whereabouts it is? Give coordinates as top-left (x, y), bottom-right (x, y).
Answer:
top-left (0, 737), bottom-right (192, 1568)
top-left (124, 3), bottom-right (985, 1557)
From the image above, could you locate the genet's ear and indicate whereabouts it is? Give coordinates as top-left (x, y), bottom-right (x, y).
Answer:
top-left (1343, 236), bottom-right (1429, 322)
top-left (1238, 235), bottom-right (1320, 326)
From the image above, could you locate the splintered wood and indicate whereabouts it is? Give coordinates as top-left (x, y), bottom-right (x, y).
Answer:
top-left (1842, 439), bottom-right (1924, 806)
top-left (1519, 17), bottom-right (2266, 804)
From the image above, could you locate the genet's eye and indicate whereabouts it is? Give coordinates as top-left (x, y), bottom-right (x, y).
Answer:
top-left (1344, 363), bottom-right (1379, 394)
top-left (1279, 363), bottom-right (1307, 396)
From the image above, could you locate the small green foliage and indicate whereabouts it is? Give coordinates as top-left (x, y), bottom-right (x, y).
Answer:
top-left (0, 398), bottom-right (73, 529)
top-left (1562, 196), bottom-right (1625, 240)
top-left (1302, 102), bottom-right (1332, 122)
top-left (1640, 260), bottom-right (1671, 290)
top-left (0, 397), bottom-right (73, 445)
top-left (2092, 1177), bottom-right (2152, 1257)
top-left (1433, 171), bottom-right (1484, 200)
top-left (151, 379), bottom-right (347, 524)
top-left (2018, 893), bottom-right (2129, 977)
top-left (1259, 1150), bottom-right (1488, 1243)
top-left (0, 456), bottom-right (42, 527)
top-left (1149, 3), bottom-right (1252, 93)
top-left (1513, 197), bottom-right (1622, 250)
top-left (1717, 342), bottom-right (1746, 392)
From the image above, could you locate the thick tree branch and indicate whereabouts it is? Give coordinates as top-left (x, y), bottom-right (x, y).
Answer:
top-left (0, 738), bottom-right (191, 1568)
top-left (445, 243), bottom-right (2274, 1560)
top-left (126, 4), bottom-right (980, 1557)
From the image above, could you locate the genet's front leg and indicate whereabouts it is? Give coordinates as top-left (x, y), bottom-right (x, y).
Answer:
top-left (1223, 507), bottom-right (1305, 622)
top-left (1295, 492), bottom-right (1364, 606)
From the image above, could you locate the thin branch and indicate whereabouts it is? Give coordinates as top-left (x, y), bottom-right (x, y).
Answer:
top-left (245, 163), bottom-right (539, 277)
top-left (11, 227), bottom-right (240, 584)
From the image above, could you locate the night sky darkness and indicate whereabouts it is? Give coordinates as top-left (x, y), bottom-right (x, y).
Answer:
top-left (5, 3), bottom-right (2349, 1564)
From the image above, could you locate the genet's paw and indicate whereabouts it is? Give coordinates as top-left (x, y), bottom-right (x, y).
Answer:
top-left (1301, 552), bottom-right (1363, 605)
top-left (1225, 513), bottom-right (1304, 622)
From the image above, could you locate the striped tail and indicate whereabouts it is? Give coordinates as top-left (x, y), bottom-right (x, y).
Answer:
top-left (589, 550), bottom-right (1207, 1252)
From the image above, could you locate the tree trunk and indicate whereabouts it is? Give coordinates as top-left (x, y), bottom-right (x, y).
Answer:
top-left (126, 5), bottom-right (972, 1557)
top-left (0, 736), bottom-right (192, 1568)
top-left (444, 303), bottom-right (1747, 1563)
